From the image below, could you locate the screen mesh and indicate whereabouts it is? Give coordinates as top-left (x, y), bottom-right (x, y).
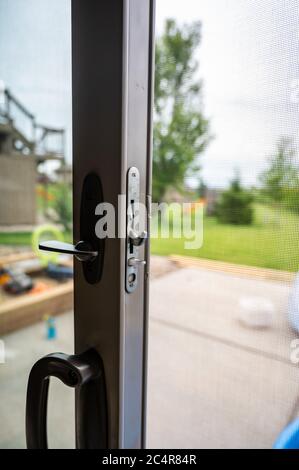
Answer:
top-left (148, 0), bottom-right (299, 449)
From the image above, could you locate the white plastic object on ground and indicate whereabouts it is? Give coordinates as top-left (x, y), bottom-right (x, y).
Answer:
top-left (238, 296), bottom-right (275, 329)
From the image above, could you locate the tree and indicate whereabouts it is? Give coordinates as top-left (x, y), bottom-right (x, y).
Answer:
top-left (196, 178), bottom-right (207, 199)
top-left (215, 172), bottom-right (253, 225)
top-left (52, 183), bottom-right (72, 233)
top-left (259, 137), bottom-right (298, 204)
top-left (153, 19), bottom-right (210, 201)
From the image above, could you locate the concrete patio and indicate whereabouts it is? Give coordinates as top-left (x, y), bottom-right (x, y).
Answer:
top-left (0, 257), bottom-right (298, 448)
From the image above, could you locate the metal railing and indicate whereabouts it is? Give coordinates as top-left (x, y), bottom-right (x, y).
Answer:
top-left (0, 88), bottom-right (65, 158)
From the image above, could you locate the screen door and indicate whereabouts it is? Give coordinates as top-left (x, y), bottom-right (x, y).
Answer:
top-left (146, 0), bottom-right (299, 449)
top-left (0, 0), bottom-right (154, 449)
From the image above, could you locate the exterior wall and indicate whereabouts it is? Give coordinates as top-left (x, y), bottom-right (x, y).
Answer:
top-left (0, 154), bottom-right (36, 225)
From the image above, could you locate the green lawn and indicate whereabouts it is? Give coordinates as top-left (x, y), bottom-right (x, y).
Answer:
top-left (0, 231), bottom-right (71, 247)
top-left (151, 204), bottom-right (299, 272)
top-left (0, 232), bottom-right (33, 246)
top-left (0, 204), bottom-right (298, 272)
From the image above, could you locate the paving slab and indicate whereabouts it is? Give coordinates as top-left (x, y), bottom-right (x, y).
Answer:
top-left (147, 268), bottom-right (299, 448)
top-left (0, 312), bottom-right (75, 448)
top-left (149, 268), bottom-right (296, 362)
top-left (147, 320), bottom-right (299, 448)
top-left (0, 265), bottom-right (298, 448)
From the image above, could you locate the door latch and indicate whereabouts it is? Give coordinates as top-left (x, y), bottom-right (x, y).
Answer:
top-left (126, 167), bottom-right (147, 293)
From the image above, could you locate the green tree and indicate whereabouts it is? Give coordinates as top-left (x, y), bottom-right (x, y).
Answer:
top-left (153, 19), bottom-right (210, 201)
top-left (197, 178), bottom-right (207, 198)
top-left (53, 183), bottom-right (72, 232)
top-left (259, 137), bottom-right (298, 204)
top-left (216, 172), bottom-right (253, 225)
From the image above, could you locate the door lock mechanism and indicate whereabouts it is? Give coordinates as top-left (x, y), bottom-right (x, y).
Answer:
top-left (126, 167), bottom-right (147, 293)
top-left (128, 228), bottom-right (147, 247)
top-left (128, 258), bottom-right (146, 267)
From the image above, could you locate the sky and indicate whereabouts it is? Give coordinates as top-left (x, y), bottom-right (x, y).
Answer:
top-left (1, 0), bottom-right (299, 188)
top-left (157, 0), bottom-right (299, 188)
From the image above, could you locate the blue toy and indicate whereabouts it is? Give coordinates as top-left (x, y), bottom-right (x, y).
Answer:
top-left (45, 315), bottom-right (57, 340)
top-left (274, 418), bottom-right (299, 449)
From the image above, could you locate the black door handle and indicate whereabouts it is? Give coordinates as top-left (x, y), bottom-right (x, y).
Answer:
top-left (39, 240), bottom-right (98, 262)
top-left (26, 349), bottom-right (107, 449)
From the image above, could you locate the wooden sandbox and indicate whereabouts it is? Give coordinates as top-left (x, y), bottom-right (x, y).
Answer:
top-left (0, 251), bottom-right (73, 335)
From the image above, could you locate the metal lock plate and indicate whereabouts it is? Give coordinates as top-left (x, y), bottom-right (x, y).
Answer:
top-left (126, 167), bottom-right (145, 293)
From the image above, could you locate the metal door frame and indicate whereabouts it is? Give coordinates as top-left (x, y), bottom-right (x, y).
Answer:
top-left (72, 0), bottom-right (155, 449)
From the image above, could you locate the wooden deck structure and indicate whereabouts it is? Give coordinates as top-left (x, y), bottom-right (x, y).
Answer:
top-left (0, 88), bottom-right (66, 225)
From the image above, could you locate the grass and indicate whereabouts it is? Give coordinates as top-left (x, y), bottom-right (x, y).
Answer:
top-left (0, 203), bottom-right (298, 272)
top-left (151, 204), bottom-right (299, 272)
top-left (0, 231), bottom-right (72, 247)
top-left (0, 232), bottom-right (33, 246)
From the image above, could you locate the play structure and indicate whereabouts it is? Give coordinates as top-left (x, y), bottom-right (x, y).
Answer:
top-left (0, 86), bottom-right (65, 225)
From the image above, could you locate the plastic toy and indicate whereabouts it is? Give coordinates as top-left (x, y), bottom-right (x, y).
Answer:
top-left (44, 315), bottom-right (57, 340)
top-left (274, 418), bottom-right (299, 449)
top-left (0, 267), bottom-right (34, 295)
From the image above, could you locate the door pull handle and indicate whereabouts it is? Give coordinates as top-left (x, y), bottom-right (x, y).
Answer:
top-left (26, 349), bottom-right (107, 449)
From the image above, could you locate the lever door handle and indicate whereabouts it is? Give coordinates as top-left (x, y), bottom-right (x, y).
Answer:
top-left (26, 350), bottom-right (107, 449)
top-left (39, 240), bottom-right (98, 262)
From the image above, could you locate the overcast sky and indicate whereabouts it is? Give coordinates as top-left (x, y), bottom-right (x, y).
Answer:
top-left (1, 0), bottom-right (299, 188)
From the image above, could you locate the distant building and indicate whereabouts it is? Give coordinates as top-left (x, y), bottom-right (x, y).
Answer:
top-left (55, 164), bottom-right (72, 185)
top-left (0, 87), bottom-right (65, 225)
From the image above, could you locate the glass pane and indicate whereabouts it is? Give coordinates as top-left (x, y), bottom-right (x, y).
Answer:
top-left (148, 0), bottom-right (299, 448)
top-left (0, 0), bottom-right (73, 448)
